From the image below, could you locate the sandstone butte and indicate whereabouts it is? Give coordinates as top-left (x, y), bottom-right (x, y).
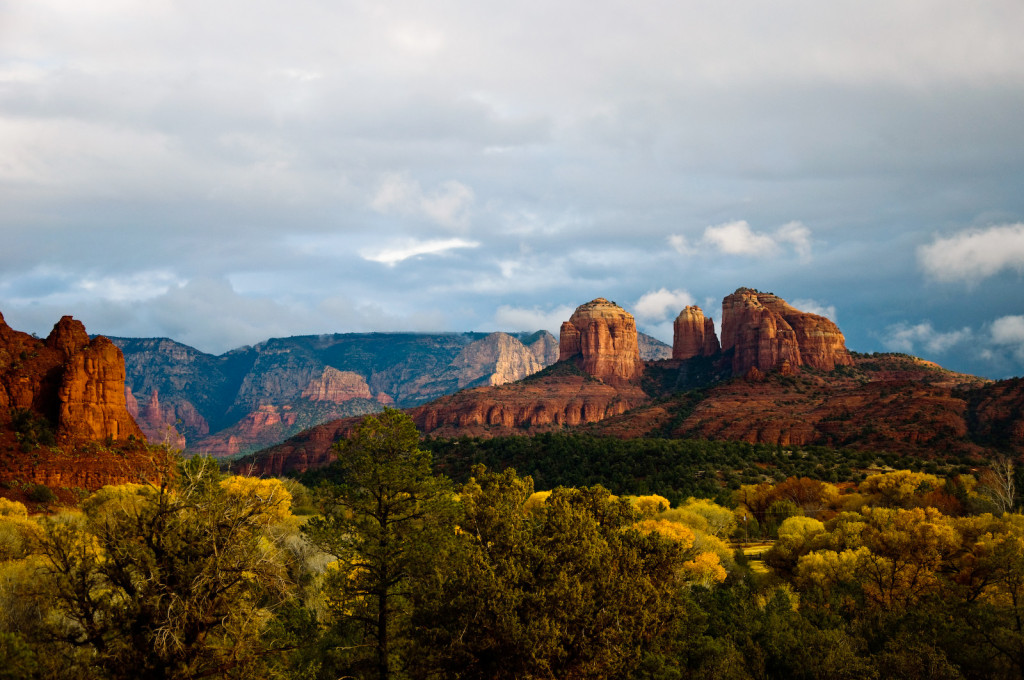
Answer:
top-left (719, 288), bottom-right (854, 375)
top-left (0, 311), bottom-right (169, 494)
top-left (672, 306), bottom-right (720, 360)
top-left (559, 298), bottom-right (645, 384)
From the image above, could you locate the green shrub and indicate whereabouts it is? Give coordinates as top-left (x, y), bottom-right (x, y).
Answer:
top-left (26, 484), bottom-right (56, 504)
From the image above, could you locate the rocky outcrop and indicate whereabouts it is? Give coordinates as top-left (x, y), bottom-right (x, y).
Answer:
top-left (559, 298), bottom-right (643, 383)
top-left (720, 288), bottom-right (853, 375)
top-left (638, 333), bottom-right (673, 361)
top-left (240, 372), bottom-right (652, 476)
top-left (0, 311), bottom-right (166, 494)
top-left (410, 376), bottom-right (649, 437)
top-left (444, 333), bottom-right (545, 388)
top-left (116, 330), bottom-right (558, 456)
top-left (300, 367), bottom-right (375, 402)
top-left (57, 333), bottom-right (145, 442)
top-left (0, 313), bottom-right (143, 443)
top-left (672, 306), bottom-right (720, 360)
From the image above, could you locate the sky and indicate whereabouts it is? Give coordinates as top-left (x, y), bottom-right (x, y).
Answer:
top-left (1, 0), bottom-right (1023, 378)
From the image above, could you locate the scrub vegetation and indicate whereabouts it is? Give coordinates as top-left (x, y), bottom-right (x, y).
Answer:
top-left (1, 409), bottom-right (1022, 679)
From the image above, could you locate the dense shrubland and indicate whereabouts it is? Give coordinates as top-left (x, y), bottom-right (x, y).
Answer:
top-left (1, 410), bottom-right (1022, 679)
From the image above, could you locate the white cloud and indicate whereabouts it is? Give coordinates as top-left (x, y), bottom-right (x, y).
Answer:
top-left (701, 220), bottom-right (812, 259)
top-left (777, 221), bottom-right (812, 259)
top-left (633, 288), bottom-right (694, 322)
top-left (882, 321), bottom-right (973, 355)
top-left (493, 304), bottom-right (574, 334)
top-left (918, 223), bottom-right (1024, 283)
top-left (77, 270), bottom-right (184, 302)
top-left (702, 221), bottom-right (777, 256)
top-left (667, 234), bottom-right (695, 255)
top-left (991, 315), bottom-right (1024, 345)
top-left (359, 238), bottom-right (480, 266)
top-left (790, 298), bottom-right (837, 321)
top-left (370, 173), bottom-right (475, 230)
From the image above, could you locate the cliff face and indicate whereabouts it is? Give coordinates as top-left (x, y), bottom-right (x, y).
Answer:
top-left (0, 313), bottom-right (143, 443)
top-left (719, 288), bottom-right (853, 375)
top-left (672, 306), bottom-right (720, 360)
top-left (638, 333), bottom-right (673, 361)
top-left (559, 298), bottom-right (644, 383)
top-left (241, 372), bottom-right (652, 476)
top-left (0, 311), bottom-right (167, 495)
top-left (446, 333), bottom-right (546, 388)
top-left (116, 330), bottom-right (558, 457)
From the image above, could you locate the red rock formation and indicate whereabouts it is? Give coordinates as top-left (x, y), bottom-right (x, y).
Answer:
top-left (57, 333), bottom-right (145, 442)
top-left (672, 306), bottom-right (720, 360)
top-left (0, 310), bottom-right (165, 493)
top-left (241, 373), bottom-right (652, 476)
top-left (559, 321), bottom-right (582, 359)
top-left (0, 313), bottom-right (143, 443)
top-left (410, 376), bottom-right (649, 437)
top-left (127, 388), bottom-right (187, 449)
top-left (720, 288), bottom-right (853, 375)
top-left (558, 298), bottom-right (643, 383)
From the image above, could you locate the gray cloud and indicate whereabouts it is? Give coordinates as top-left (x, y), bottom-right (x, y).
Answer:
top-left (1, 1), bottom-right (1023, 377)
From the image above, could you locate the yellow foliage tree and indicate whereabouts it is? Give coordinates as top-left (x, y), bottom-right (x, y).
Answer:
top-left (683, 551), bottom-right (728, 586)
top-left (628, 494), bottom-right (671, 518)
top-left (859, 470), bottom-right (942, 508)
top-left (523, 490), bottom-right (551, 513)
top-left (0, 498), bottom-right (28, 519)
top-left (676, 498), bottom-right (737, 537)
top-left (219, 475), bottom-right (293, 525)
top-left (634, 518), bottom-right (695, 548)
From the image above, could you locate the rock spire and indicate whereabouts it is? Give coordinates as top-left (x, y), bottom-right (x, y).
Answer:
top-left (558, 298), bottom-right (644, 383)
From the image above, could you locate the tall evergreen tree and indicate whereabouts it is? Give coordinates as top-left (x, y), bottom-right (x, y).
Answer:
top-left (303, 408), bottom-right (456, 680)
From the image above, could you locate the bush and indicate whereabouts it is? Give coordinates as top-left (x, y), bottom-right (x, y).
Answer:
top-left (26, 484), bottom-right (56, 504)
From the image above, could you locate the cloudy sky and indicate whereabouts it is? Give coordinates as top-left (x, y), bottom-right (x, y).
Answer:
top-left (2, 0), bottom-right (1023, 378)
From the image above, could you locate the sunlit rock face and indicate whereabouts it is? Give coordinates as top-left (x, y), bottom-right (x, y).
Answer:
top-left (672, 306), bottom-right (720, 360)
top-left (720, 288), bottom-right (853, 375)
top-left (558, 298), bottom-right (644, 383)
top-left (0, 313), bottom-right (144, 443)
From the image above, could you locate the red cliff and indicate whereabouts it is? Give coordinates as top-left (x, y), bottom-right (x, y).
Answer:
top-left (0, 314), bottom-right (144, 443)
top-left (0, 311), bottom-right (166, 495)
top-left (558, 298), bottom-right (643, 383)
top-left (720, 288), bottom-right (853, 375)
top-left (672, 306), bottom-right (720, 360)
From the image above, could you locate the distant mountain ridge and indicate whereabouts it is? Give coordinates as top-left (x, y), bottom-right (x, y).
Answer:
top-left (239, 291), bottom-right (1023, 477)
top-left (112, 330), bottom-right (672, 457)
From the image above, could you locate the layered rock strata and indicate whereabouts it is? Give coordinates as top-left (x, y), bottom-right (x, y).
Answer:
top-left (0, 312), bottom-right (143, 443)
top-left (672, 306), bottom-right (720, 360)
top-left (558, 298), bottom-right (643, 383)
top-left (719, 288), bottom-right (853, 375)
